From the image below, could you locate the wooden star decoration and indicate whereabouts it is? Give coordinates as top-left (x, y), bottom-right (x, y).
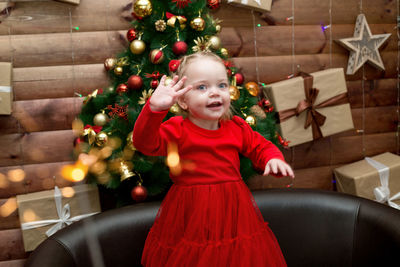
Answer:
top-left (337, 14), bottom-right (391, 75)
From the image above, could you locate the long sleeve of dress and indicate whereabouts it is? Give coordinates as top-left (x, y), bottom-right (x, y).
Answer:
top-left (232, 116), bottom-right (285, 172)
top-left (132, 101), bottom-right (181, 156)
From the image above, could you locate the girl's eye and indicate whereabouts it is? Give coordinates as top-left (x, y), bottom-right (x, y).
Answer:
top-left (197, 85), bottom-right (206, 90)
top-left (219, 83), bottom-right (228, 88)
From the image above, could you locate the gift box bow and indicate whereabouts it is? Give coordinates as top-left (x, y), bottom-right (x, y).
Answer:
top-left (277, 72), bottom-right (349, 140)
top-left (365, 157), bottom-right (400, 210)
top-left (21, 186), bottom-right (99, 237)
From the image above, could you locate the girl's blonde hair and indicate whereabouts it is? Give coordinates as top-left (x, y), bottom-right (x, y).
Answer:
top-left (174, 51), bottom-right (233, 120)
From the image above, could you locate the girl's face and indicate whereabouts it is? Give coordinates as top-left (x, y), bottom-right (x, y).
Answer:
top-left (178, 57), bottom-right (230, 130)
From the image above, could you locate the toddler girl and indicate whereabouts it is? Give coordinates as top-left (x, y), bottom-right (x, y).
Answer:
top-left (133, 51), bottom-right (294, 267)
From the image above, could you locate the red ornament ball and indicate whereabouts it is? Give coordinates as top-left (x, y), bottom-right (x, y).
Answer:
top-left (116, 83), bottom-right (128, 94)
top-left (234, 73), bottom-right (244, 85)
top-left (126, 29), bottom-right (137, 42)
top-left (150, 79), bottom-right (159, 89)
top-left (128, 75), bottom-right (143, 90)
top-left (169, 59), bottom-right (180, 72)
top-left (131, 184), bottom-right (148, 202)
top-left (172, 41), bottom-right (188, 55)
top-left (207, 0), bottom-right (221, 10)
top-left (149, 49), bottom-right (165, 64)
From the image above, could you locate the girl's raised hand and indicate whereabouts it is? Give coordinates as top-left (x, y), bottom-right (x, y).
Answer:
top-left (264, 159), bottom-right (295, 178)
top-left (149, 75), bottom-right (192, 112)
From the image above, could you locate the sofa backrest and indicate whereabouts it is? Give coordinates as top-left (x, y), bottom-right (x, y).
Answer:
top-left (25, 189), bottom-right (400, 267)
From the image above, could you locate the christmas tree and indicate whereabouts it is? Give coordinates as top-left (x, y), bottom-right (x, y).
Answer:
top-left (73, 0), bottom-right (286, 207)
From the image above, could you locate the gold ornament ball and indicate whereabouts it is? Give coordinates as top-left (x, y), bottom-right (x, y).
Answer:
top-left (190, 17), bottom-right (205, 31)
top-left (208, 36), bottom-right (221, 50)
top-left (133, 0), bottom-right (152, 17)
top-left (245, 82), bottom-right (260, 97)
top-left (126, 131), bottom-right (136, 150)
top-left (220, 48), bottom-right (229, 57)
top-left (229, 85), bottom-right (240, 101)
top-left (93, 112), bottom-right (109, 126)
top-left (130, 39), bottom-right (146, 55)
top-left (245, 115), bottom-right (256, 126)
top-left (104, 57), bottom-right (117, 71)
top-left (215, 24), bottom-right (221, 33)
top-left (170, 103), bottom-right (180, 114)
top-left (114, 66), bottom-right (123, 75)
top-left (95, 132), bottom-right (108, 147)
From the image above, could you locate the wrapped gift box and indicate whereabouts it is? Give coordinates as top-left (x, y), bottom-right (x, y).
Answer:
top-left (227, 0), bottom-right (272, 12)
top-left (55, 0), bottom-right (80, 4)
top-left (16, 184), bottom-right (100, 251)
top-left (334, 152), bottom-right (400, 207)
top-left (263, 68), bottom-right (354, 147)
top-left (0, 62), bottom-right (13, 115)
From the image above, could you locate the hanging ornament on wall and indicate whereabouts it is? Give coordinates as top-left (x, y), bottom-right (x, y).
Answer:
top-left (128, 74), bottom-right (143, 90)
top-left (190, 15), bottom-right (205, 31)
top-left (173, 40), bottom-right (188, 55)
top-left (337, 14), bottom-right (391, 75)
top-left (126, 28), bottom-right (137, 42)
top-left (155, 19), bottom-right (167, 32)
top-left (133, 0), bottom-right (152, 17)
top-left (208, 35), bottom-right (221, 50)
top-left (245, 82), bottom-right (260, 96)
top-left (119, 160), bottom-right (135, 182)
top-left (131, 182), bottom-right (148, 202)
top-left (104, 57), bottom-right (117, 71)
top-left (93, 110), bottom-right (109, 126)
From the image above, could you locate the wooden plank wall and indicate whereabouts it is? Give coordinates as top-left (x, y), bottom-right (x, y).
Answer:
top-left (0, 0), bottom-right (398, 265)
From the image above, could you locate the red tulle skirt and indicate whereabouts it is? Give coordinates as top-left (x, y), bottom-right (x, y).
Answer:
top-left (141, 180), bottom-right (287, 267)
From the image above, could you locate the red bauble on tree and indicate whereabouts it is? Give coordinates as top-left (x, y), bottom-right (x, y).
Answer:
top-left (116, 83), bottom-right (128, 94)
top-left (172, 41), bottom-right (188, 55)
top-left (131, 184), bottom-right (148, 202)
top-left (149, 49), bottom-right (165, 64)
top-left (207, 0), bottom-right (221, 10)
top-left (151, 80), bottom-right (159, 89)
top-left (234, 73), bottom-right (244, 85)
top-left (128, 75), bottom-right (143, 90)
top-left (126, 29), bottom-right (137, 42)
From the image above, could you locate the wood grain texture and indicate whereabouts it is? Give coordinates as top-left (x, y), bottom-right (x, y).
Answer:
top-left (0, 161), bottom-right (75, 198)
top-left (0, 0), bottom-right (396, 35)
top-left (0, 229), bottom-right (26, 262)
top-left (0, 259), bottom-right (26, 267)
top-left (0, 130), bottom-right (75, 167)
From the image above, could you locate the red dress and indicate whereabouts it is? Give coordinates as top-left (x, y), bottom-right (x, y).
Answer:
top-left (133, 102), bottom-right (287, 267)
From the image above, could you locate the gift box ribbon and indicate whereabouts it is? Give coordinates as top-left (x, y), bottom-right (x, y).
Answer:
top-left (227, 0), bottom-right (262, 6)
top-left (365, 157), bottom-right (400, 210)
top-left (0, 86), bottom-right (11, 93)
top-left (21, 186), bottom-right (99, 237)
top-left (278, 73), bottom-right (349, 140)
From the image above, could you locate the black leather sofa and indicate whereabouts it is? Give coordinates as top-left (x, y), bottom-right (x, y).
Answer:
top-left (25, 188), bottom-right (400, 267)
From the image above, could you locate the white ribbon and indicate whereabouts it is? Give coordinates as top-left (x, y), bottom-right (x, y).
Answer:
top-left (21, 186), bottom-right (99, 237)
top-left (227, 0), bottom-right (262, 7)
top-left (365, 157), bottom-right (400, 210)
top-left (0, 86), bottom-right (11, 93)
